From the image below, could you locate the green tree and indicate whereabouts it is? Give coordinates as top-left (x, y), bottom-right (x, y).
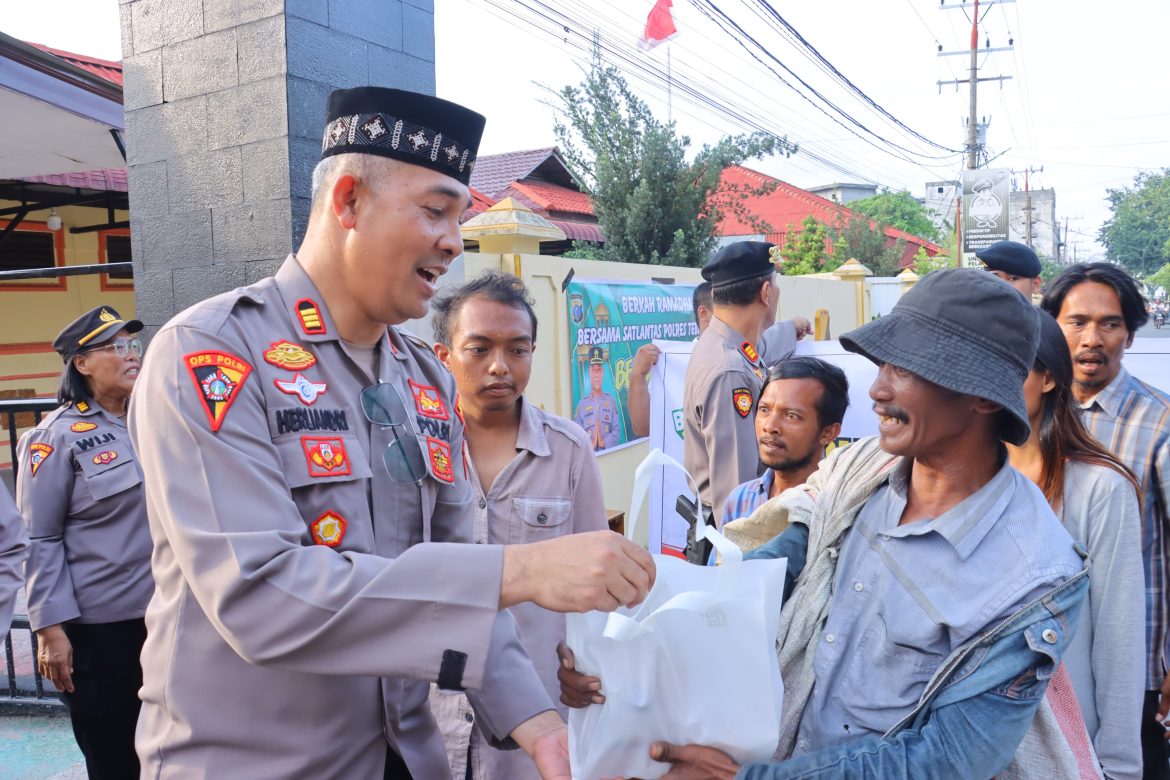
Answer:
top-left (1146, 262), bottom-right (1170, 295)
top-left (1099, 169), bottom-right (1170, 277)
top-left (829, 212), bottom-right (905, 277)
top-left (850, 191), bottom-right (940, 244)
top-left (776, 216), bottom-right (830, 275)
top-left (553, 47), bottom-right (796, 266)
top-left (912, 246), bottom-right (950, 276)
top-left (1039, 258), bottom-right (1066, 289)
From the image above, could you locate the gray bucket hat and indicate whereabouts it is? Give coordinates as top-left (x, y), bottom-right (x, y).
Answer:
top-left (839, 268), bottom-right (1039, 446)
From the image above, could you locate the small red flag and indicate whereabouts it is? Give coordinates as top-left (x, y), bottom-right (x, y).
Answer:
top-left (641, 0), bottom-right (678, 50)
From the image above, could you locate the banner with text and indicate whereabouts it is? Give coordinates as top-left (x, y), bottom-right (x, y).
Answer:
top-left (567, 280), bottom-right (698, 454)
top-left (961, 168), bottom-right (1011, 266)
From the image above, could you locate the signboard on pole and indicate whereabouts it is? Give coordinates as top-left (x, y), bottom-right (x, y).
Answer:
top-left (567, 279), bottom-right (698, 453)
top-left (961, 168), bottom-right (1011, 267)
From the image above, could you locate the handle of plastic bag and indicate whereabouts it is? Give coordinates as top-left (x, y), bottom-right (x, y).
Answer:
top-left (628, 448), bottom-right (743, 566)
top-left (602, 590), bottom-right (730, 641)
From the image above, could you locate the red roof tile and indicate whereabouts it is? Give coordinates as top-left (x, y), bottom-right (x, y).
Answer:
top-left (464, 187), bottom-right (496, 219)
top-left (469, 147), bottom-right (557, 198)
top-left (551, 219), bottom-right (603, 243)
top-left (26, 42), bottom-right (122, 86)
top-left (509, 180), bottom-right (594, 217)
top-left (19, 168), bottom-right (128, 192)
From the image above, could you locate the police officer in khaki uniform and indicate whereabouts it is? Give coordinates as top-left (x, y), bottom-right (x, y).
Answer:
top-left (683, 242), bottom-right (781, 531)
top-left (17, 306), bottom-right (152, 779)
top-left (573, 346), bottom-right (621, 450)
top-left (976, 239), bottom-right (1043, 298)
top-left (128, 87), bottom-right (654, 779)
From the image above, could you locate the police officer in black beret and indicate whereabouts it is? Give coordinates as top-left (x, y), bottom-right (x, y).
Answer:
top-left (976, 240), bottom-right (1043, 297)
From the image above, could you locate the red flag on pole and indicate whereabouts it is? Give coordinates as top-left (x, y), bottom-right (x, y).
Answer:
top-left (640, 0), bottom-right (678, 50)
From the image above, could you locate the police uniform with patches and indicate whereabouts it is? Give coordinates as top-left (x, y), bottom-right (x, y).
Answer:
top-left (15, 306), bottom-right (152, 777)
top-left (127, 88), bottom-right (551, 780)
top-left (682, 243), bottom-right (773, 529)
top-left (572, 346), bottom-right (621, 451)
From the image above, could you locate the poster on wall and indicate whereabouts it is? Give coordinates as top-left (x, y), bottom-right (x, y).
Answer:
top-left (566, 279), bottom-right (698, 454)
top-left (961, 168), bottom-right (1011, 267)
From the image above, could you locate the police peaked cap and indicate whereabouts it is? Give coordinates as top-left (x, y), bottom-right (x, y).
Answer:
top-left (976, 240), bottom-right (1042, 278)
top-left (53, 306), bottom-right (144, 362)
top-left (321, 87), bottom-right (486, 186)
top-left (702, 241), bottom-right (777, 288)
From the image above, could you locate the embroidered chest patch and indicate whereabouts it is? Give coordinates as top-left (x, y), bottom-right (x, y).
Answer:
top-left (70, 421), bottom-right (97, 433)
top-left (310, 511), bottom-right (347, 547)
top-left (264, 341), bottom-right (316, 370)
top-left (410, 380), bottom-right (448, 420)
top-left (185, 351), bottom-right (254, 432)
top-left (301, 436), bottom-right (351, 478)
top-left (426, 437), bottom-right (454, 483)
top-left (28, 443), bottom-right (53, 476)
top-left (274, 373), bottom-right (328, 405)
top-left (91, 450), bottom-right (118, 466)
top-left (732, 387), bottom-right (753, 418)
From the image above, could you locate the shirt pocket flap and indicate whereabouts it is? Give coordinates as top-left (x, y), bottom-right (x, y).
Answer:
top-left (274, 434), bottom-right (372, 488)
top-left (77, 440), bottom-right (141, 500)
top-left (513, 496), bottom-right (571, 529)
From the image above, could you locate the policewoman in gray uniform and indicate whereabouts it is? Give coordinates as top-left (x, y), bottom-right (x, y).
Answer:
top-left (128, 88), bottom-right (654, 779)
top-left (16, 306), bottom-right (151, 779)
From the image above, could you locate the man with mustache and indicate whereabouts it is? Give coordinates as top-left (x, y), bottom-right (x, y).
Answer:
top-left (429, 271), bottom-right (608, 780)
top-left (128, 87), bottom-right (654, 779)
top-left (562, 268), bottom-right (1091, 777)
top-left (1042, 262), bottom-right (1170, 777)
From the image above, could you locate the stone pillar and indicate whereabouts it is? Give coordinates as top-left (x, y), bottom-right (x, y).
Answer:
top-left (832, 258), bottom-right (873, 328)
top-left (119, 0), bottom-right (437, 330)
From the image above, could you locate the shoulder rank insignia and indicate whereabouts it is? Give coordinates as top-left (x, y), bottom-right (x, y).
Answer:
top-left (410, 380), bottom-right (449, 420)
top-left (310, 511), bottom-right (347, 547)
top-left (184, 351), bottom-right (254, 432)
top-left (274, 373), bottom-right (328, 406)
top-left (427, 436), bottom-right (455, 483)
top-left (28, 443), bottom-right (53, 476)
top-left (296, 299), bottom-right (327, 336)
top-left (740, 341), bottom-right (760, 364)
top-left (92, 450), bottom-right (118, 466)
top-left (70, 421), bottom-right (98, 433)
top-left (732, 387), bottom-right (753, 418)
top-left (264, 341), bottom-right (316, 370)
top-left (75, 400), bottom-right (90, 413)
top-left (302, 436), bottom-right (351, 477)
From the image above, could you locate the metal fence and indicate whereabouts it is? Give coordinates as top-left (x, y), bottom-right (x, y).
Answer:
top-left (1, 397), bottom-right (62, 706)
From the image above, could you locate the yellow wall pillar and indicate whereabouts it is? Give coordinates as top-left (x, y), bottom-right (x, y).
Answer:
top-left (459, 198), bottom-right (567, 266)
top-left (832, 258), bottom-right (873, 324)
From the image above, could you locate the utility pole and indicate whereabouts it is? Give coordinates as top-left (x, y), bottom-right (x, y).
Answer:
top-left (938, 0), bottom-right (1015, 169)
top-left (1015, 166), bottom-right (1043, 247)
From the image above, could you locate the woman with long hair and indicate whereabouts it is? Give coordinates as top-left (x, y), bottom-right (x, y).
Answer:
top-left (1008, 309), bottom-right (1145, 779)
top-left (16, 306), bottom-right (152, 779)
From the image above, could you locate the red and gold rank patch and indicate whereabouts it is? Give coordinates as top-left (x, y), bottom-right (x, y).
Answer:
top-left (91, 450), bottom-right (118, 466)
top-left (426, 436), bottom-right (455, 483)
top-left (732, 387), bottom-right (753, 418)
top-left (75, 401), bottom-right (90, 413)
top-left (296, 298), bottom-right (326, 336)
top-left (28, 443), bottom-right (53, 476)
top-left (453, 392), bottom-right (464, 425)
top-left (70, 421), bottom-right (98, 433)
top-left (264, 340), bottom-right (316, 370)
top-left (310, 511), bottom-right (347, 547)
top-left (301, 436), bottom-right (351, 478)
top-left (410, 380), bottom-right (448, 420)
top-left (740, 341), bottom-right (760, 364)
top-left (184, 351), bottom-right (254, 433)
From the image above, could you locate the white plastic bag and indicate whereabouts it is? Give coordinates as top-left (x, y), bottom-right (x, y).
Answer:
top-left (566, 450), bottom-right (787, 780)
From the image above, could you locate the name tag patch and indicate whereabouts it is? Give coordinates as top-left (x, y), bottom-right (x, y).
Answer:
top-left (275, 408), bottom-right (349, 435)
top-left (74, 432), bottom-right (116, 452)
top-left (302, 436), bottom-right (351, 477)
top-left (310, 511), bottom-right (347, 547)
top-left (185, 351), bottom-right (254, 433)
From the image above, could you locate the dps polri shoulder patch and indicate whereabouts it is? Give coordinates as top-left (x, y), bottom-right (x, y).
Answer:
top-left (184, 351), bottom-right (254, 432)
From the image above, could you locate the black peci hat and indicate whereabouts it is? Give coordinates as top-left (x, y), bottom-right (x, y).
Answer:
top-left (320, 87), bottom-right (486, 186)
top-left (976, 240), bottom-right (1042, 279)
top-left (701, 241), bottom-right (776, 288)
top-left (53, 306), bottom-right (144, 363)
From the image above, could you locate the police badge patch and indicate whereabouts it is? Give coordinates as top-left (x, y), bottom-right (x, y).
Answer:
top-left (410, 380), bottom-right (449, 421)
top-left (28, 443), bottom-right (53, 476)
top-left (732, 387), bottom-right (753, 418)
top-left (310, 511), bottom-right (347, 547)
top-left (426, 436), bottom-right (455, 483)
top-left (184, 351), bottom-right (254, 432)
top-left (301, 436), bottom-right (351, 478)
top-left (70, 421), bottom-right (98, 433)
top-left (264, 341), bottom-right (317, 370)
top-left (91, 450), bottom-right (118, 466)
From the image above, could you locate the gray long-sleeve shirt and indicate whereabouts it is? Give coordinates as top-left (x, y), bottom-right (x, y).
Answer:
top-left (0, 482), bottom-right (27, 636)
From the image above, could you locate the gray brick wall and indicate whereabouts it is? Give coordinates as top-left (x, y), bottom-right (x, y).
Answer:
top-left (120, 0), bottom-right (436, 328)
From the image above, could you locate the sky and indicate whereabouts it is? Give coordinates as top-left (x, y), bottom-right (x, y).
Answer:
top-left (4, 0), bottom-right (1167, 261)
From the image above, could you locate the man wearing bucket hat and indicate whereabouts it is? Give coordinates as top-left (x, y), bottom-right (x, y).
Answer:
top-left (565, 269), bottom-right (1092, 777)
top-left (128, 87), bottom-right (654, 779)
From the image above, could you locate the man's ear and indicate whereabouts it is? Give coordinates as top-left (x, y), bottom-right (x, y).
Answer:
top-left (818, 422), bottom-right (841, 447)
top-left (972, 397), bottom-right (1003, 416)
top-left (330, 173), bottom-right (360, 230)
top-left (433, 342), bottom-right (451, 368)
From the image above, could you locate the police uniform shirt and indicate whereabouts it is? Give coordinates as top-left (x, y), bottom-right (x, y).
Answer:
top-left (16, 401), bottom-right (151, 631)
top-left (682, 315), bottom-right (767, 527)
top-left (128, 255), bottom-right (551, 779)
top-left (573, 390), bottom-right (621, 450)
top-left (0, 482), bottom-right (27, 636)
top-left (431, 398), bottom-right (609, 780)
top-left (759, 319), bottom-right (798, 367)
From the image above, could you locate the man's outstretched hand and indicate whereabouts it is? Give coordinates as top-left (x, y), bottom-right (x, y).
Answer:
top-left (651, 741), bottom-right (740, 780)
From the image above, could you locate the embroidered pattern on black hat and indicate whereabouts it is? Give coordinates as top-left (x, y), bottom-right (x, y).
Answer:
top-left (321, 111), bottom-right (477, 178)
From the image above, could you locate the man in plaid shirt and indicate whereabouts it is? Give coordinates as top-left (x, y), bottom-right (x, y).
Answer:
top-left (1043, 263), bottom-right (1170, 778)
